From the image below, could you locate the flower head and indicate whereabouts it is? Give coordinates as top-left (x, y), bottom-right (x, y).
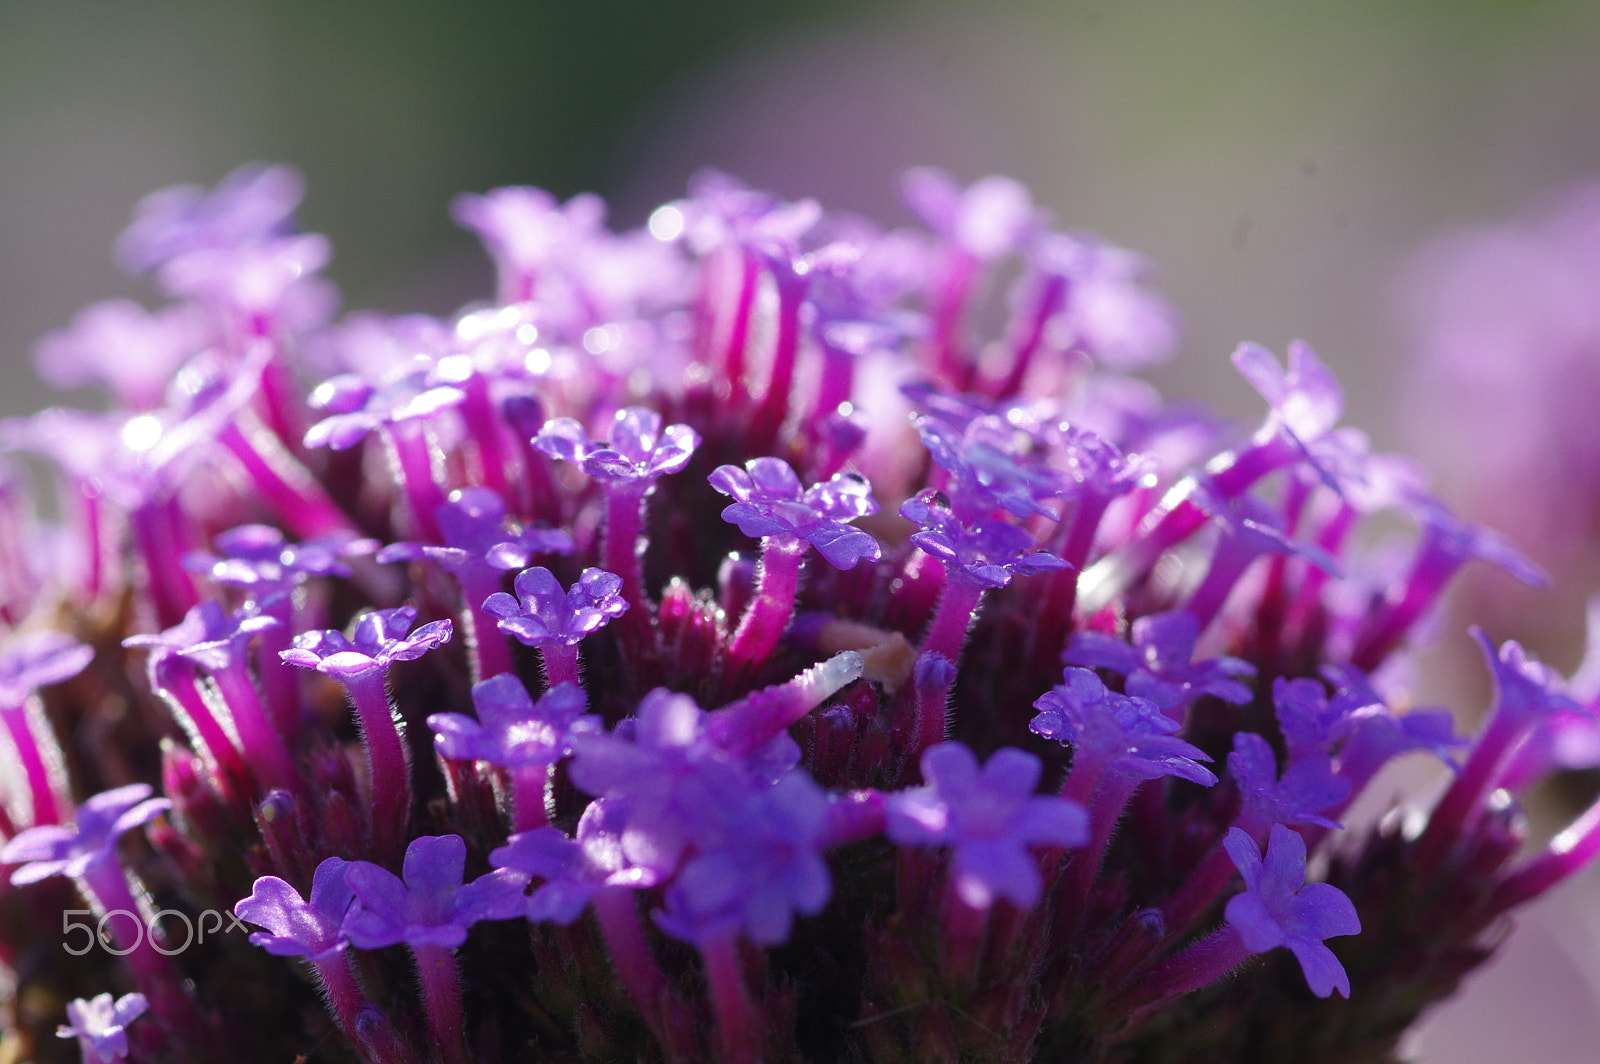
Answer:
top-left (534, 408), bottom-right (699, 484)
top-left (1064, 610), bottom-right (1254, 713)
top-left (429, 676), bottom-right (597, 768)
top-left (186, 524), bottom-right (378, 602)
top-left (566, 689), bottom-right (755, 875)
top-left (655, 771), bottom-right (833, 946)
top-left (901, 488), bottom-right (1069, 588)
top-left (914, 410), bottom-right (1068, 521)
top-left (1224, 824), bottom-right (1361, 998)
top-left (304, 364), bottom-right (465, 451)
top-left (280, 606), bottom-right (453, 682)
top-left (377, 487), bottom-right (573, 574)
top-left (1, 162), bottom-right (1591, 1064)
top-left (123, 599), bottom-right (281, 673)
top-left (2, 784), bottom-right (170, 885)
top-left (1030, 667), bottom-right (1217, 787)
top-left (57, 992), bottom-right (148, 1064)
top-left (887, 742), bottom-right (1088, 910)
top-left (0, 630), bottom-right (95, 706)
top-left (709, 458), bottom-right (881, 569)
top-left (482, 567), bottom-right (627, 648)
top-left (1228, 732), bottom-right (1350, 832)
top-left (491, 799), bottom-right (659, 925)
top-left (235, 857), bottom-right (356, 962)
top-left (115, 162), bottom-right (303, 274)
top-left (342, 834), bottom-right (528, 950)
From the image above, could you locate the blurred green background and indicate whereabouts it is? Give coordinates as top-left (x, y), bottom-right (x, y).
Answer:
top-left (4, 4), bottom-right (1600, 1059)
top-left (5, 0), bottom-right (1600, 436)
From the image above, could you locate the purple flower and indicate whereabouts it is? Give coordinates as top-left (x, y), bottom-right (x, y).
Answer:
top-left (1473, 627), bottom-right (1579, 729)
top-left (900, 169), bottom-right (1039, 262)
top-left (900, 488), bottom-right (1069, 588)
top-left (303, 363), bottom-right (466, 451)
top-left (1028, 231), bottom-right (1176, 370)
top-left (566, 689), bottom-right (754, 874)
top-left (533, 407), bottom-right (699, 484)
top-left (377, 487), bottom-right (573, 574)
top-left (1274, 669), bottom-right (1463, 782)
top-left (186, 524), bottom-right (378, 602)
top-left (708, 458), bottom-right (881, 569)
top-left (886, 742), bottom-right (1088, 910)
top-left (1232, 340), bottom-right (1345, 450)
top-left (428, 675), bottom-right (597, 768)
top-left (1408, 495), bottom-right (1547, 589)
top-left (1273, 676), bottom-right (1353, 763)
top-left (669, 170), bottom-right (821, 259)
top-left (1064, 611), bottom-right (1255, 714)
top-left (2, 784), bottom-right (170, 885)
top-left (491, 799), bottom-right (659, 925)
top-left (157, 233), bottom-right (335, 324)
top-left (114, 162), bottom-right (304, 274)
top-left (376, 486), bottom-right (576, 576)
top-left (235, 857), bottom-right (356, 962)
top-left (33, 298), bottom-right (203, 409)
top-left (1030, 668), bottom-right (1218, 787)
top-left (1228, 733), bottom-right (1350, 832)
top-left (123, 599), bottom-right (281, 673)
top-left (1051, 424), bottom-right (1149, 502)
top-left (1223, 824), bottom-right (1361, 998)
top-left (280, 606), bottom-right (453, 682)
top-left (56, 991), bottom-right (148, 1064)
top-left (342, 835), bottom-right (528, 951)
top-left (0, 630), bottom-right (95, 706)
top-left (655, 772), bottom-right (833, 946)
top-left (450, 186), bottom-right (606, 294)
top-left (482, 567), bottom-right (627, 648)
top-left (914, 410), bottom-right (1068, 521)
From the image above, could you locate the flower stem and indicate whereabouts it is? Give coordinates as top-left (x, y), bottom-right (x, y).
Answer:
top-left (216, 415), bottom-right (357, 540)
top-left (592, 886), bottom-right (672, 1042)
top-left (706, 650), bottom-right (863, 758)
top-left (748, 268), bottom-right (805, 455)
top-left (539, 643), bottom-right (581, 690)
top-left (1109, 924), bottom-right (1253, 1019)
top-left (1415, 711), bottom-right (1523, 873)
top-left (147, 656), bottom-right (249, 808)
top-left (130, 497), bottom-right (200, 629)
top-left (255, 599), bottom-right (300, 746)
top-left (410, 943), bottom-right (468, 1064)
top-left (812, 344), bottom-right (855, 420)
top-left (384, 421), bottom-right (446, 544)
top-left (920, 568), bottom-right (985, 663)
top-left (1495, 795), bottom-right (1600, 910)
top-left (1161, 830), bottom-right (1250, 937)
top-left (509, 764), bottom-right (551, 832)
top-left (457, 566), bottom-right (512, 684)
top-left (210, 662), bottom-right (302, 796)
top-left (602, 483), bottom-right (653, 655)
top-left (0, 702), bottom-right (63, 826)
top-left (459, 374), bottom-right (510, 501)
top-left (702, 933), bottom-right (761, 1064)
top-left (1060, 773), bottom-right (1141, 936)
top-left (722, 535), bottom-right (808, 694)
top-left (986, 272), bottom-right (1067, 399)
top-left (311, 954), bottom-right (390, 1060)
top-left (341, 669), bottom-right (413, 862)
top-left (77, 860), bottom-right (209, 1046)
top-left (940, 889), bottom-right (988, 983)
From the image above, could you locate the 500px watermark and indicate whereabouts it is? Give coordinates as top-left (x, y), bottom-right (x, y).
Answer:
top-left (61, 909), bottom-right (249, 956)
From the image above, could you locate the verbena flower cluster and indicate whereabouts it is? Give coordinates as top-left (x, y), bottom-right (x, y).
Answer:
top-left (0, 163), bottom-right (1595, 1063)
top-left (1402, 181), bottom-right (1600, 592)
